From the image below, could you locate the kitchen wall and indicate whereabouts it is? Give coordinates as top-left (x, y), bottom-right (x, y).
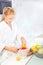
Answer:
top-left (12, 0), bottom-right (43, 47)
top-left (12, 0), bottom-right (43, 37)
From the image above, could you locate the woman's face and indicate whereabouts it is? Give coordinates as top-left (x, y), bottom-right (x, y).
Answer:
top-left (5, 14), bottom-right (15, 23)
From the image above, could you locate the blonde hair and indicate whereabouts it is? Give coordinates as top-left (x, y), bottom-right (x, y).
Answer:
top-left (2, 7), bottom-right (15, 21)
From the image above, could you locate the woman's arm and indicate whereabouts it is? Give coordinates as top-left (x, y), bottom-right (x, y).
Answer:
top-left (4, 46), bottom-right (18, 53)
top-left (4, 37), bottom-right (26, 52)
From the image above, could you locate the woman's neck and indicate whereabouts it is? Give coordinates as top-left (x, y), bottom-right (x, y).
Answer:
top-left (4, 20), bottom-right (12, 30)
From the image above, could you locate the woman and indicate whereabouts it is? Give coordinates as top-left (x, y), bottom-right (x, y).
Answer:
top-left (0, 7), bottom-right (33, 62)
top-left (0, 7), bottom-right (27, 54)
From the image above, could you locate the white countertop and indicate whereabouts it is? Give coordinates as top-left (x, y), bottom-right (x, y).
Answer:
top-left (1, 53), bottom-right (31, 65)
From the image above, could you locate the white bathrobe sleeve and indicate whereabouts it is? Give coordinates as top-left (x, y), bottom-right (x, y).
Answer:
top-left (0, 30), bottom-right (6, 53)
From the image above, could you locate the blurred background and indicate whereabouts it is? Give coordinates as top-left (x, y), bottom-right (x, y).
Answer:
top-left (0, 0), bottom-right (43, 48)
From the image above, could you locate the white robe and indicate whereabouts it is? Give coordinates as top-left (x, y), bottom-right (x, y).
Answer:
top-left (0, 21), bottom-right (23, 63)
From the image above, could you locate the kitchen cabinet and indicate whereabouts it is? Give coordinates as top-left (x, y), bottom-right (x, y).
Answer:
top-left (0, 0), bottom-right (12, 14)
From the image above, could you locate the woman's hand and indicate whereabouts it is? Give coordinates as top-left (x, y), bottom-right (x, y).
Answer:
top-left (21, 37), bottom-right (27, 49)
top-left (21, 37), bottom-right (26, 44)
top-left (27, 51), bottom-right (33, 56)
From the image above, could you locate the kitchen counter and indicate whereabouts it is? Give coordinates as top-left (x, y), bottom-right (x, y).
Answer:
top-left (1, 54), bottom-right (43, 65)
top-left (1, 53), bottom-right (32, 65)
